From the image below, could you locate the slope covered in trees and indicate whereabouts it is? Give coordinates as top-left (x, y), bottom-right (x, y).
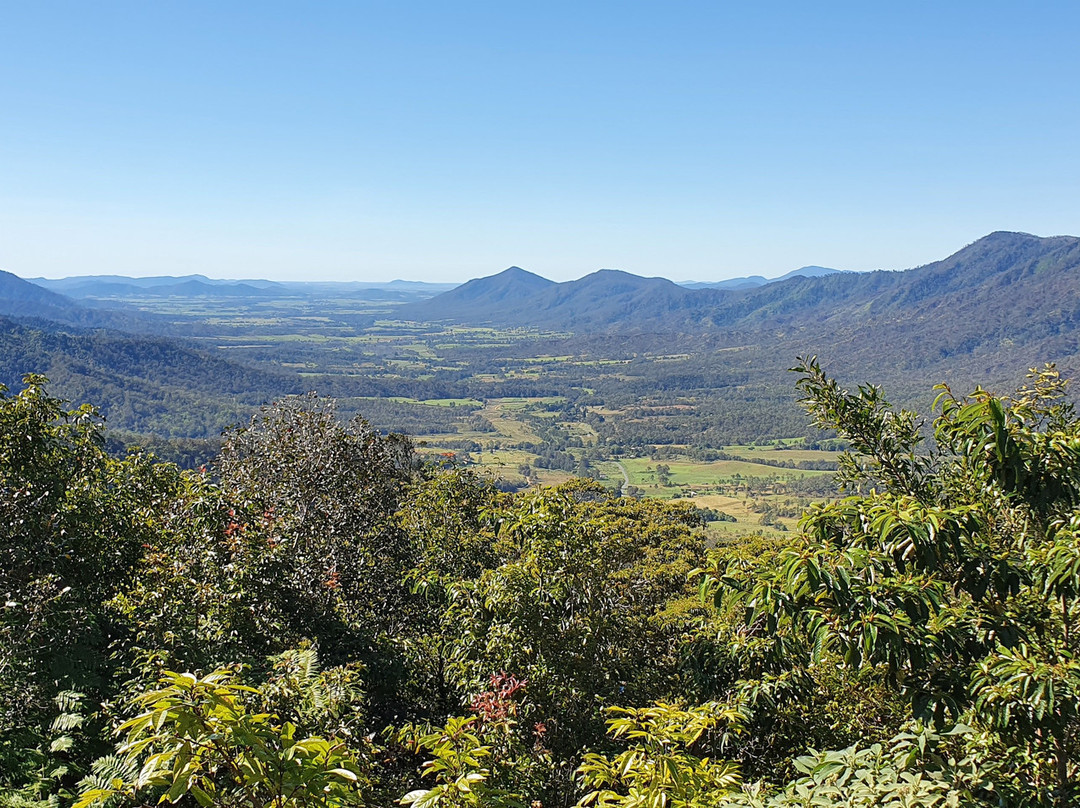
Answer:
top-left (402, 232), bottom-right (1080, 358)
top-left (2, 364), bottom-right (1079, 806)
top-left (0, 317), bottom-right (301, 438)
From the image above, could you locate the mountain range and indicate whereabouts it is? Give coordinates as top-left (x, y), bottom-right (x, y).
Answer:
top-left (30, 274), bottom-right (456, 301)
top-left (388, 231), bottom-right (1080, 391)
top-left (0, 269), bottom-right (155, 330)
top-left (678, 265), bottom-right (846, 290)
top-left (7, 233), bottom-right (1079, 351)
top-left (398, 232), bottom-right (1080, 338)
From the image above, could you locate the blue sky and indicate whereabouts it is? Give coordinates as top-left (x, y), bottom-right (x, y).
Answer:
top-left (2, 1), bottom-right (1078, 282)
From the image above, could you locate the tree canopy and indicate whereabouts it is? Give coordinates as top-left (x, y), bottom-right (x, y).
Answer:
top-left (2, 364), bottom-right (1079, 807)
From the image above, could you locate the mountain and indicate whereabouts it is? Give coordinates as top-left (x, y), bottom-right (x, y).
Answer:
top-left (146, 279), bottom-right (288, 297)
top-left (399, 268), bottom-right (700, 330)
top-left (0, 315), bottom-right (303, 438)
top-left (777, 265), bottom-right (845, 281)
top-left (680, 276), bottom-right (768, 290)
top-left (31, 275), bottom-right (458, 302)
top-left (680, 265), bottom-right (845, 289)
top-left (394, 233), bottom-right (1080, 368)
top-left (31, 276), bottom-right (294, 299)
top-left (401, 266), bottom-right (554, 321)
top-left (506, 270), bottom-right (694, 330)
top-left (0, 270), bottom-right (80, 316)
top-left (0, 270), bottom-right (152, 329)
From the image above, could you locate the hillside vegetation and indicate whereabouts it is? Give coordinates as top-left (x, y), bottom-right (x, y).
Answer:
top-left (2, 362), bottom-right (1080, 806)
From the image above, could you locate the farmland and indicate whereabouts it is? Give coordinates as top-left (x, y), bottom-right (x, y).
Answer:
top-left (19, 289), bottom-right (845, 538)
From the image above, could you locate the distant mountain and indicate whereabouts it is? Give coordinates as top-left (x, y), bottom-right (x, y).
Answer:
top-left (398, 267), bottom-right (701, 330)
top-left (680, 276), bottom-right (769, 290)
top-left (149, 280), bottom-right (287, 298)
top-left (402, 267), bottom-right (554, 321)
top-left (393, 233), bottom-right (1080, 375)
top-left (30, 274), bottom-right (457, 302)
top-left (31, 275), bottom-right (294, 299)
top-left (0, 270), bottom-right (80, 315)
top-left (779, 265), bottom-right (845, 280)
top-left (512, 270), bottom-right (693, 330)
top-left (680, 265), bottom-right (846, 289)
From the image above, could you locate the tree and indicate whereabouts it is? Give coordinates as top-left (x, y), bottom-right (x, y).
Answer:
top-left (216, 393), bottom-right (416, 653)
top-left (0, 375), bottom-right (173, 790)
top-left (437, 480), bottom-right (707, 782)
top-left (700, 360), bottom-right (1080, 804)
top-left (577, 702), bottom-right (744, 808)
top-left (399, 716), bottom-right (526, 808)
top-left (110, 394), bottom-right (421, 727)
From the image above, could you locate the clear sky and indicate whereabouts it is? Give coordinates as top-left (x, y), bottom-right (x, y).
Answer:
top-left (2, 1), bottom-right (1079, 283)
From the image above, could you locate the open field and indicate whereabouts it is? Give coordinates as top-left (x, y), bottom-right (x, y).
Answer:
top-left (52, 288), bottom-right (843, 537)
top-left (724, 444), bottom-right (844, 463)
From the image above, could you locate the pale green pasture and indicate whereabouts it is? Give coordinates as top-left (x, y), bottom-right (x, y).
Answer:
top-left (616, 456), bottom-right (825, 487)
top-left (522, 355), bottom-right (574, 363)
top-left (726, 445), bottom-right (844, 463)
top-left (676, 493), bottom-right (803, 537)
top-left (354, 396), bottom-right (483, 408)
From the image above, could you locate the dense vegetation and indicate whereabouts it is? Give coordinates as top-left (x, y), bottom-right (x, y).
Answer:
top-left (3, 361), bottom-right (1079, 806)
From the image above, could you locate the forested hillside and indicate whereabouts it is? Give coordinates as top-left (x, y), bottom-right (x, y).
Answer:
top-left (0, 317), bottom-right (300, 437)
top-left (403, 232), bottom-right (1080, 344)
top-left (3, 364), bottom-right (1079, 806)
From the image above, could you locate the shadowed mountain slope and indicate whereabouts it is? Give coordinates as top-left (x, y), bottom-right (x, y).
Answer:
top-left (0, 270), bottom-right (85, 318)
top-left (515, 270), bottom-right (694, 330)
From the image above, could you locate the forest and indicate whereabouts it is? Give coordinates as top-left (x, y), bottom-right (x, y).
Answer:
top-left (3, 359), bottom-right (1079, 807)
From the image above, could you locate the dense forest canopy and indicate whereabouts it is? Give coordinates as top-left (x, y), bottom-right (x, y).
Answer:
top-left (3, 361), bottom-right (1079, 806)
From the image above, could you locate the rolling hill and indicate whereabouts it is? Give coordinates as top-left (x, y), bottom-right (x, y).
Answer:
top-left (0, 316), bottom-right (302, 438)
top-left (5, 230), bottom-right (1080, 443)
top-left (0, 270), bottom-right (154, 330)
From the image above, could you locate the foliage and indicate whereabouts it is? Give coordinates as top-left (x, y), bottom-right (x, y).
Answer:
top-left (725, 724), bottom-right (989, 807)
top-left (699, 359), bottom-right (1080, 803)
top-left (216, 392), bottom-right (416, 660)
top-left (0, 691), bottom-right (91, 808)
top-left (0, 375), bottom-right (173, 792)
top-left (76, 669), bottom-right (368, 808)
top-left (438, 480), bottom-right (707, 762)
top-left (10, 360), bottom-right (1080, 807)
top-left (259, 646), bottom-right (368, 742)
top-left (111, 394), bottom-right (418, 689)
top-left (576, 702), bottom-right (744, 808)
top-left (398, 716), bottom-right (526, 808)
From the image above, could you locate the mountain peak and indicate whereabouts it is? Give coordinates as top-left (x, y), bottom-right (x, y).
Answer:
top-left (495, 265), bottom-right (547, 280)
top-left (398, 266), bottom-right (554, 320)
top-left (776, 265), bottom-right (846, 281)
